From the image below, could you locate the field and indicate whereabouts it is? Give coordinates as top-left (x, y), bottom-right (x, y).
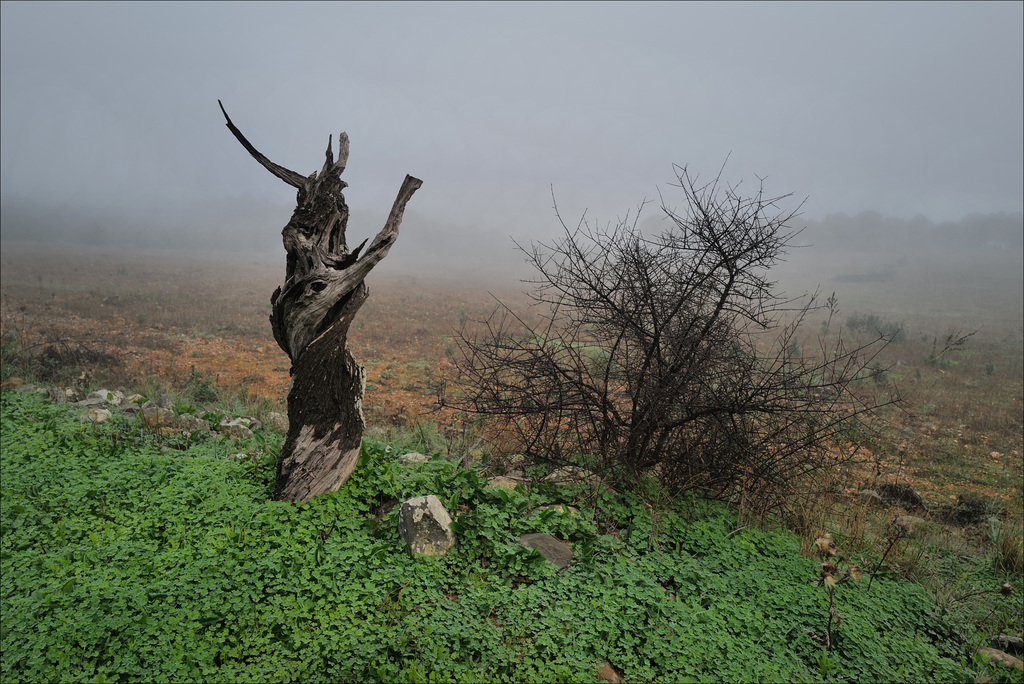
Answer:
top-left (1, 239), bottom-right (1023, 681)
top-left (2, 241), bottom-right (1021, 505)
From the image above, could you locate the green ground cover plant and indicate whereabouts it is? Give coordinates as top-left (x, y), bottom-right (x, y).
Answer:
top-left (2, 391), bottom-right (1015, 683)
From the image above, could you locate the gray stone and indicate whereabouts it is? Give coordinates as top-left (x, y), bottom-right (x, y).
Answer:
top-left (995, 635), bottom-right (1024, 656)
top-left (79, 408), bottom-right (112, 424)
top-left (239, 416), bottom-right (261, 431)
top-left (532, 504), bottom-right (578, 517)
top-left (119, 402), bottom-right (141, 415)
top-left (87, 389), bottom-right (123, 406)
top-left (399, 451), bottom-right (430, 465)
top-left (486, 476), bottom-right (527, 492)
top-left (398, 495), bottom-right (456, 556)
top-left (141, 406), bottom-right (178, 429)
top-left (519, 533), bottom-right (574, 568)
top-left (15, 383), bottom-right (46, 394)
top-left (859, 489), bottom-right (887, 507)
top-left (545, 466), bottom-right (604, 486)
top-left (264, 411), bottom-right (289, 431)
top-left (219, 418), bottom-right (254, 440)
top-left (177, 413), bottom-right (211, 434)
top-left (894, 514), bottom-right (927, 533)
top-left (77, 396), bottom-right (109, 408)
top-left (124, 394), bottom-right (146, 404)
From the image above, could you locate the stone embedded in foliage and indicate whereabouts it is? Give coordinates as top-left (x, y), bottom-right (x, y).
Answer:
top-left (995, 635), bottom-right (1024, 656)
top-left (15, 384), bottom-right (47, 395)
top-left (86, 389), bottom-right (124, 406)
top-left (598, 660), bottom-right (623, 683)
top-left (486, 476), bottom-right (527, 492)
top-left (141, 406), bottom-right (178, 430)
top-left (78, 408), bottom-right (112, 424)
top-left (119, 402), bottom-right (141, 415)
top-left (218, 418), bottom-right (254, 440)
top-left (177, 414), bottom-right (211, 434)
top-left (150, 394), bottom-right (174, 410)
top-left (545, 466), bottom-right (604, 487)
top-left (0, 377), bottom-right (25, 392)
top-left (398, 452), bottom-right (430, 465)
top-left (894, 514), bottom-right (927, 534)
top-left (858, 489), bottom-right (887, 507)
top-left (532, 504), bottom-right (578, 517)
top-left (264, 411), bottom-right (289, 431)
top-left (518, 533), bottom-right (573, 568)
top-left (398, 495), bottom-right (456, 556)
top-left (977, 647), bottom-right (1024, 672)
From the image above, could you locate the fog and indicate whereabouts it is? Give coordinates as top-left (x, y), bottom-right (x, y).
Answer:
top-left (1, 2), bottom-right (1022, 277)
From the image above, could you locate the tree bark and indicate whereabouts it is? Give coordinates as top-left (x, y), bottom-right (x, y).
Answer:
top-left (219, 101), bottom-right (421, 502)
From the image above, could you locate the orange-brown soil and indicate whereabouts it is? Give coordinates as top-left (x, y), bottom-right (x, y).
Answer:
top-left (2, 242), bottom-right (1021, 510)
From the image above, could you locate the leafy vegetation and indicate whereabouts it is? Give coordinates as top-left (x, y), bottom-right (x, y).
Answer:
top-left (2, 391), bottom-right (1017, 683)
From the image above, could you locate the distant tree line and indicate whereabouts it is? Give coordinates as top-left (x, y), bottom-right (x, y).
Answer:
top-left (801, 210), bottom-right (1023, 253)
top-left (0, 197), bottom-right (288, 252)
top-left (1, 195), bottom-right (1020, 260)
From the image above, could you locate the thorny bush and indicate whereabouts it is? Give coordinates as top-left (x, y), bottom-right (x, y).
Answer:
top-left (444, 164), bottom-right (928, 513)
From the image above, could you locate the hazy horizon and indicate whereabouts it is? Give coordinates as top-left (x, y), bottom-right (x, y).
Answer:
top-left (2, 2), bottom-right (1022, 268)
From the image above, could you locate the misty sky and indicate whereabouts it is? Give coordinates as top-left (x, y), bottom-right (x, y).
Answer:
top-left (1, 2), bottom-right (1022, 251)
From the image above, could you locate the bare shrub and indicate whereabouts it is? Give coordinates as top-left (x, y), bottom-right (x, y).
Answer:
top-left (443, 164), bottom-right (905, 513)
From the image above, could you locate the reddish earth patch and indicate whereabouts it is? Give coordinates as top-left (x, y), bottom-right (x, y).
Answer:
top-left (2, 243), bottom-right (1020, 510)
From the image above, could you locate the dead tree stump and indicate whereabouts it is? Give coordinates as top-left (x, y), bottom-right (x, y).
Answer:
top-left (219, 101), bottom-right (421, 502)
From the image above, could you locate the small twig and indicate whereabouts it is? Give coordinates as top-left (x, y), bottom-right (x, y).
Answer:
top-left (867, 518), bottom-right (905, 593)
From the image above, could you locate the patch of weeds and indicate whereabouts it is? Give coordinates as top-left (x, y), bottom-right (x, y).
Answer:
top-left (0, 393), bottom-right (998, 684)
top-left (182, 366), bottom-right (219, 405)
top-left (938, 491), bottom-right (999, 525)
top-left (990, 517), bottom-right (1023, 575)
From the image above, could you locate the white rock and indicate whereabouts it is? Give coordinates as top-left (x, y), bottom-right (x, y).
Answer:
top-left (141, 406), bottom-right (177, 429)
top-left (219, 418), bottom-right (254, 440)
top-left (398, 495), bottom-right (456, 556)
top-left (79, 408), bottom-right (112, 424)
top-left (264, 411), bottom-right (289, 431)
top-left (545, 466), bottom-right (604, 486)
top-left (88, 389), bottom-right (122, 406)
top-left (177, 414), bottom-right (210, 434)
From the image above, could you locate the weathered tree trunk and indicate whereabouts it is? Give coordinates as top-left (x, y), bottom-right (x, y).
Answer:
top-left (219, 101), bottom-right (421, 502)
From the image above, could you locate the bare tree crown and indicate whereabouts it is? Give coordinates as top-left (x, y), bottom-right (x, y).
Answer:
top-left (445, 165), bottom-right (900, 511)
